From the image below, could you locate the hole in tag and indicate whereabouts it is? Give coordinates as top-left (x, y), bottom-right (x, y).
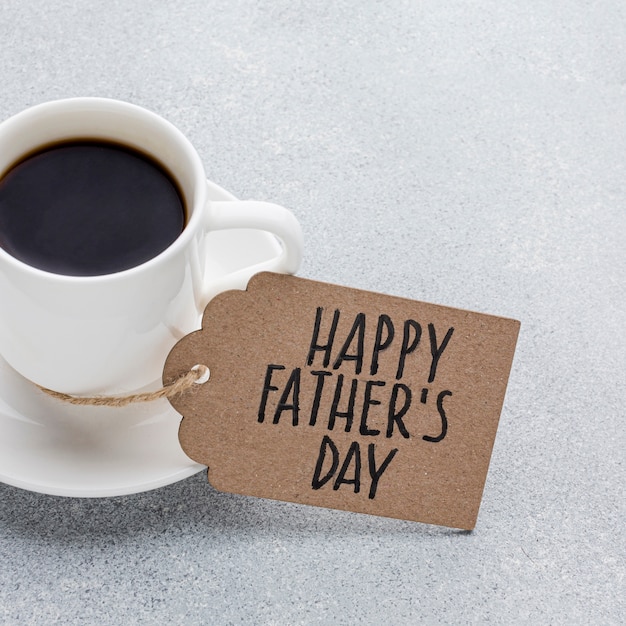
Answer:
top-left (191, 364), bottom-right (210, 384)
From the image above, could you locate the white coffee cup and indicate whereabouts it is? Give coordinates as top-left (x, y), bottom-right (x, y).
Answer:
top-left (0, 98), bottom-right (303, 395)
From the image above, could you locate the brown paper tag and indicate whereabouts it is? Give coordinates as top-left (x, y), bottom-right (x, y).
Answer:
top-left (164, 272), bottom-right (520, 529)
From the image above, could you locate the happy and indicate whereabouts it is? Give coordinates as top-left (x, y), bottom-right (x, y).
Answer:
top-left (305, 308), bottom-right (454, 382)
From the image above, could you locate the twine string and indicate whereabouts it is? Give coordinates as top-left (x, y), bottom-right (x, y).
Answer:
top-left (37, 364), bottom-right (209, 407)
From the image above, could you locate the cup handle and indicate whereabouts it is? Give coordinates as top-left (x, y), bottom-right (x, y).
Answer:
top-left (200, 198), bottom-right (304, 306)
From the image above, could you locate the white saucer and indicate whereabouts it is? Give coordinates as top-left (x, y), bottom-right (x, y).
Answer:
top-left (0, 181), bottom-right (282, 497)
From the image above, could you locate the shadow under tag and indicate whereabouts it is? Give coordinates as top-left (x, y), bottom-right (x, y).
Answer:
top-left (163, 272), bottom-right (520, 530)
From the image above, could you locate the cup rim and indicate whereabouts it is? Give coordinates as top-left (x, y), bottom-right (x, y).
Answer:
top-left (0, 97), bottom-right (207, 284)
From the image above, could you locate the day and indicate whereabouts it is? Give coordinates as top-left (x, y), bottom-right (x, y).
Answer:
top-left (311, 435), bottom-right (398, 500)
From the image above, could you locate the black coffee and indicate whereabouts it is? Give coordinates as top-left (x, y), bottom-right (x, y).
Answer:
top-left (0, 141), bottom-right (185, 276)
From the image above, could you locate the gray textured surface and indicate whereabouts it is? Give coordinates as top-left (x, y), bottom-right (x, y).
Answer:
top-left (1, 1), bottom-right (625, 624)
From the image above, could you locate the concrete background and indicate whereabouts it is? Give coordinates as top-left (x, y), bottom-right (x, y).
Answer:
top-left (0, 1), bottom-right (624, 624)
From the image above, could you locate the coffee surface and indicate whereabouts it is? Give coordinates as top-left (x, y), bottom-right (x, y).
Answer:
top-left (0, 141), bottom-right (185, 276)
